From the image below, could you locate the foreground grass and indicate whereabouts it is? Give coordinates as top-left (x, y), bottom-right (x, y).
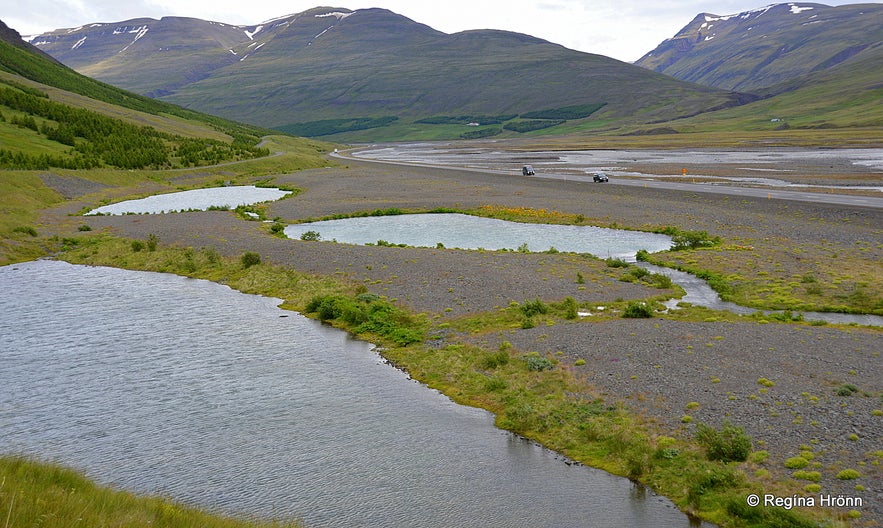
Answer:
top-left (0, 456), bottom-right (302, 528)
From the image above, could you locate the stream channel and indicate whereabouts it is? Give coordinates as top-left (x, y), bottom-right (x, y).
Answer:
top-left (0, 260), bottom-right (709, 527)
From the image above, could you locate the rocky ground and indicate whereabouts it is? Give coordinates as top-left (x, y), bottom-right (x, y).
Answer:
top-left (41, 156), bottom-right (882, 525)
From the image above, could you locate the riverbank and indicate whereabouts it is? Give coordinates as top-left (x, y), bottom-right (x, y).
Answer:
top-left (0, 456), bottom-right (303, 528)
top-left (37, 157), bottom-right (883, 526)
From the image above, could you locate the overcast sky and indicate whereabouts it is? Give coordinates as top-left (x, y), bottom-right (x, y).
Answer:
top-left (5, 0), bottom-right (870, 62)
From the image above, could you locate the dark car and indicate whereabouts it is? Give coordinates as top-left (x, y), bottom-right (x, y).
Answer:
top-left (522, 165), bottom-right (535, 176)
top-left (593, 172), bottom-right (609, 182)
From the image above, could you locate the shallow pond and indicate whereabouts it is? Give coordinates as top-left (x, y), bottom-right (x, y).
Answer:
top-left (0, 260), bottom-right (707, 527)
top-left (285, 214), bottom-right (883, 326)
top-left (86, 185), bottom-right (290, 215)
top-left (285, 213), bottom-right (672, 260)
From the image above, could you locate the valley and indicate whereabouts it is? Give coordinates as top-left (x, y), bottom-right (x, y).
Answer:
top-left (1, 4), bottom-right (882, 528)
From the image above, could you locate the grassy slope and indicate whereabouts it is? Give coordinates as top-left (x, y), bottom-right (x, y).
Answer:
top-left (0, 456), bottom-right (303, 528)
top-left (0, 35), bottom-right (335, 264)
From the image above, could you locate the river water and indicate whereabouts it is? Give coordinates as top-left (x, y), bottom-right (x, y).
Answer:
top-left (0, 260), bottom-right (707, 527)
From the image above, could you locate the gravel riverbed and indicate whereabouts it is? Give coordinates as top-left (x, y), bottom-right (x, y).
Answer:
top-left (42, 156), bottom-right (882, 524)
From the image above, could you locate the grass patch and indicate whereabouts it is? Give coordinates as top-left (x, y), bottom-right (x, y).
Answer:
top-left (0, 456), bottom-right (302, 528)
top-left (56, 235), bottom-right (352, 311)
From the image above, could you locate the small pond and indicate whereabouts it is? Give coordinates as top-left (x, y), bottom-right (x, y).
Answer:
top-left (285, 213), bottom-right (883, 326)
top-left (0, 260), bottom-right (708, 527)
top-left (86, 185), bottom-right (290, 215)
top-left (285, 213), bottom-right (672, 260)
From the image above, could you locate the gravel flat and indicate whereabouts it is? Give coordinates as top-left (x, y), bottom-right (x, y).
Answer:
top-left (42, 156), bottom-right (883, 523)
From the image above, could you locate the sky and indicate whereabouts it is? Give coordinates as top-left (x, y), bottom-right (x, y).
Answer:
top-left (3, 0), bottom-right (871, 62)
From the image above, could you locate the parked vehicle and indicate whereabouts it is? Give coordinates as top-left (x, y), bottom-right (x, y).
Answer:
top-left (522, 165), bottom-right (535, 175)
top-left (593, 172), bottom-right (609, 182)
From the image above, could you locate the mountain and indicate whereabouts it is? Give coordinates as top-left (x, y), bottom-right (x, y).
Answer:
top-left (636, 3), bottom-right (883, 92)
top-left (0, 18), bottom-right (292, 171)
top-left (27, 7), bottom-right (745, 138)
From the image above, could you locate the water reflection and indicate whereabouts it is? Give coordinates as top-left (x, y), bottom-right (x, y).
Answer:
top-left (0, 260), bottom-right (708, 527)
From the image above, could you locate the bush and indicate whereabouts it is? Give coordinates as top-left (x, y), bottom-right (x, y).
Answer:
top-left (240, 251), bottom-right (261, 268)
top-left (520, 298), bottom-right (549, 318)
top-left (784, 456), bottom-right (809, 469)
top-left (146, 234), bottom-right (158, 252)
top-left (836, 383), bottom-right (858, 396)
top-left (525, 355), bottom-right (555, 372)
top-left (695, 421), bottom-right (752, 463)
top-left (77, 224), bottom-right (92, 232)
top-left (623, 301), bottom-right (653, 318)
top-left (837, 469), bottom-right (861, 480)
top-left (670, 229), bottom-right (721, 251)
top-left (130, 240), bottom-right (144, 252)
top-left (792, 470), bottom-right (822, 482)
top-left (300, 230), bottom-right (321, 241)
top-left (305, 293), bottom-right (424, 346)
top-left (561, 297), bottom-right (579, 320)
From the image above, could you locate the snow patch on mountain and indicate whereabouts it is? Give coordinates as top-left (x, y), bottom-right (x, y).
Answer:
top-left (119, 25), bottom-right (149, 53)
top-left (244, 25), bottom-right (263, 40)
top-left (789, 4), bottom-right (814, 14)
top-left (315, 12), bottom-right (353, 20)
top-left (71, 36), bottom-right (87, 50)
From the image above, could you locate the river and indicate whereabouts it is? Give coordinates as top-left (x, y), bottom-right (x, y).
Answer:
top-left (0, 260), bottom-right (708, 527)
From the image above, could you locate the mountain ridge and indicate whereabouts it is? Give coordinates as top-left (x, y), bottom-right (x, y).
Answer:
top-left (636, 2), bottom-right (883, 92)
top-left (26, 7), bottom-right (744, 137)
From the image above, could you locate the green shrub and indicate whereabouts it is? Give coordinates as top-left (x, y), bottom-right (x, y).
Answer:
top-left (146, 234), bottom-right (158, 252)
top-left (299, 230), bottom-right (321, 241)
top-left (305, 293), bottom-right (424, 346)
top-left (623, 301), bottom-right (653, 318)
top-left (836, 383), bottom-right (859, 396)
top-left (130, 240), bottom-right (144, 252)
top-left (792, 470), bottom-right (822, 482)
top-left (669, 229), bottom-right (721, 250)
top-left (784, 456), bottom-right (809, 469)
top-left (561, 297), bottom-right (579, 320)
top-left (837, 469), bottom-right (861, 480)
top-left (525, 355), bottom-right (555, 372)
top-left (77, 224), bottom-right (92, 232)
top-left (649, 273), bottom-right (673, 289)
top-left (695, 421), bottom-right (752, 463)
top-left (269, 222), bottom-right (286, 236)
top-left (520, 298), bottom-right (549, 318)
top-left (605, 257), bottom-right (629, 268)
top-left (240, 251), bottom-right (261, 268)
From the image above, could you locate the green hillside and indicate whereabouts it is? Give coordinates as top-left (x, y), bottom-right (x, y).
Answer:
top-left (0, 20), bottom-right (334, 264)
